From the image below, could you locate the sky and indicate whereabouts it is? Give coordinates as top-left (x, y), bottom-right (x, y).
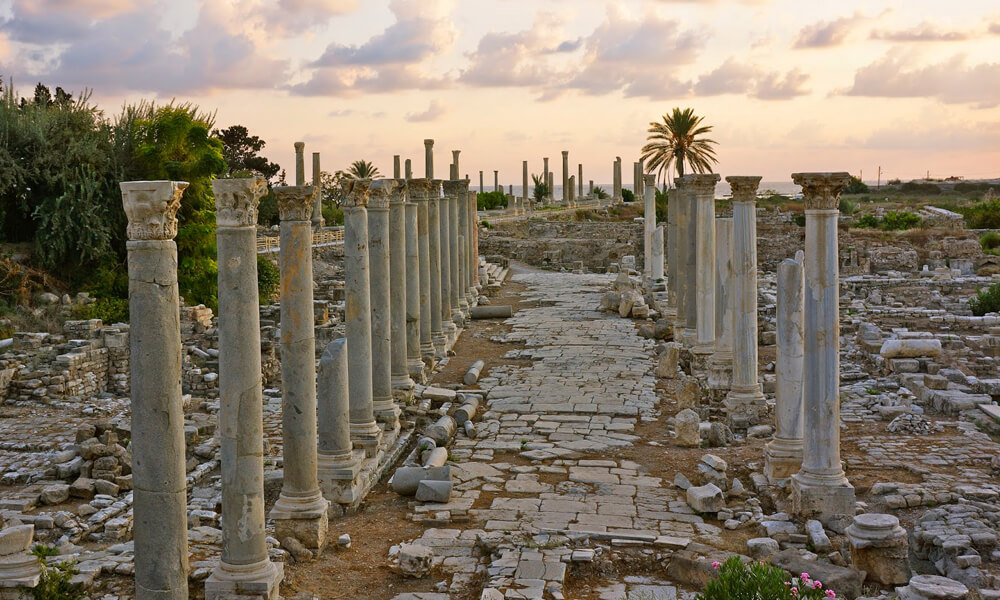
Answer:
top-left (1, 0), bottom-right (999, 186)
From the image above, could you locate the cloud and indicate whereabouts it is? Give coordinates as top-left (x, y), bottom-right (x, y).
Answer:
top-left (6, 1), bottom-right (289, 94)
top-left (794, 14), bottom-right (862, 48)
top-left (292, 0), bottom-right (455, 96)
top-left (989, 22), bottom-right (1000, 35)
top-left (459, 12), bottom-right (570, 88)
top-left (870, 22), bottom-right (968, 42)
top-left (0, 0), bottom-right (145, 43)
top-left (257, 0), bottom-right (359, 36)
top-left (859, 119), bottom-right (1000, 151)
top-left (692, 59), bottom-right (809, 99)
top-left (844, 49), bottom-right (1000, 108)
top-left (754, 68), bottom-right (809, 99)
top-left (405, 99), bottom-right (446, 123)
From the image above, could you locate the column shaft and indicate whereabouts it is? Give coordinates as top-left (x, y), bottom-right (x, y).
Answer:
top-left (448, 185), bottom-right (464, 322)
top-left (428, 182), bottom-right (446, 355)
top-left (691, 174), bottom-right (721, 357)
top-left (643, 174), bottom-right (656, 279)
top-left (561, 151), bottom-right (569, 202)
top-left (766, 254), bottom-right (805, 481)
top-left (413, 180), bottom-right (436, 364)
top-left (424, 139), bottom-right (434, 178)
top-left (368, 181), bottom-right (397, 427)
top-left (438, 186), bottom-right (455, 340)
top-left (728, 177), bottom-right (766, 403)
top-left (317, 337), bottom-right (360, 501)
top-left (390, 181), bottom-right (415, 393)
top-left (311, 153), bottom-right (323, 227)
top-left (404, 200), bottom-right (425, 381)
top-left (709, 218), bottom-right (734, 391)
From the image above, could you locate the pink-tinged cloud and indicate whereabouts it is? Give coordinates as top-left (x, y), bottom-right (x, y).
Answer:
top-left (406, 99), bottom-right (447, 123)
top-left (794, 14), bottom-right (862, 48)
top-left (845, 50), bottom-right (1000, 108)
top-left (692, 59), bottom-right (809, 100)
top-left (257, 0), bottom-right (360, 36)
top-left (0, 0), bottom-right (151, 43)
top-left (870, 22), bottom-right (967, 42)
top-left (459, 13), bottom-right (569, 88)
top-left (989, 23), bottom-right (1000, 35)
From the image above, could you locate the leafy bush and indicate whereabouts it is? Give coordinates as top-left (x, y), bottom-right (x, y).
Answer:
top-left (887, 178), bottom-right (902, 185)
top-left (322, 204), bottom-right (344, 226)
top-left (838, 198), bottom-right (857, 215)
top-left (31, 544), bottom-right (82, 600)
top-left (792, 214), bottom-right (806, 227)
top-left (954, 182), bottom-right (994, 193)
top-left (257, 255), bottom-right (279, 304)
top-left (621, 189), bottom-right (635, 203)
top-left (70, 297), bottom-right (129, 324)
top-left (257, 188), bottom-right (279, 226)
top-left (654, 186), bottom-right (668, 223)
top-left (593, 186), bottom-right (609, 200)
top-left (855, 215), bottom-right (880, 229)
top-left (960, 199), bottom-right (1000, 229)
top-left (900, 181), bottom-right (941, 195)
top-left (881, 210), bottom-right (922, 230)
top-left (698, 556), bottom-right (838, 600)
top-left (980, 232), bottom-right (1000, 255)
top-left (480, 220), bottom-right (491, 229)
top-left (843, 176), bottom-right (869, 194)
top-left (477, 191), bottom-right (507, 211)
top-left (970, 282), bottom-right (1000, 316)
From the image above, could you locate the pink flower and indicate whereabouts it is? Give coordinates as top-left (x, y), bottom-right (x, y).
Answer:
top-left (813, 580), bottom-right (823, 589)
top-left (712, 561), bottom-right (721, 569)
top-left (800, 572), bottom-right (810, 580)
top-left (790, 587), bottom-right (799, 596)
top-left (825, 591), bottom-right (836, 599)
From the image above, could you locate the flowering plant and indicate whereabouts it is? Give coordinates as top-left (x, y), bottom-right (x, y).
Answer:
top-left (697, 557), bottom-right (836, 600)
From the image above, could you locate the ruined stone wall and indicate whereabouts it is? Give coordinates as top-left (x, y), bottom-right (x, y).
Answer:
top-left (481, 220), bottom-right (643, 271)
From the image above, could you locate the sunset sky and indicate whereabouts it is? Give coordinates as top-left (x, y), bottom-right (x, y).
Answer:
top-left (2, 0), bottom-right (999, 186)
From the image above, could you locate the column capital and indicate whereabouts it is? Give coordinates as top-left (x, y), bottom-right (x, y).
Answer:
top-left (214, 177), bottom-right (267, 228)
top-left (726, 176), bottom-right (763, 202)
top-left (407, 178), bottom-right (431, 201)
top-left (294, 141), bottom-right (304, 152)
top-left (275, 185), bottom-right (318, 220)
top-left (424, 139), bottom-right (434, 147)
top-left (679, 173), bottom-right (721, 195)
top-left (642, 174), bottom-right (656, 187)
top-left (452, 149), bottom-right (460, 158)
top-left (389, 179), bottom-right (407, 205)
top-left (792, 172), bottom-right (850, 210)
top-left (442, 180), bottom-right (463, 197)
top-left (458, 179), bottom-right (470, 193)
top-left (340, 179), bottom-right (371, 208)
top-left (369, 179), bottom-right (396, 210)
top-left (429, 179), bottom-right (443, 199)
top-left (121, 180), bottom-right (188, 241)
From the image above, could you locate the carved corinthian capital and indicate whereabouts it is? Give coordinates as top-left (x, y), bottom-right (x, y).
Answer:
top-left (792, 172), bottom-right (850, 211)
top-left (213, 177), bottom-right (267, 227)
top-left (120, 180), bottom-right (188, 241)
top-left (275, 185), bottom-right (317, 221)
top-left (682, 173), bottom-right (722, 196)
top-left (368, 179), bottom-right (396, 210)
top-left (389, 179), bottom-right (407, 205)
top-left (725, 176), bottom-right (762, 203)
top-left (442, 180), bottom-right (463, 198)
top-left (406, 178), bottom-right (431, 202)
top-left (340, 179), bottom-right (371, 208)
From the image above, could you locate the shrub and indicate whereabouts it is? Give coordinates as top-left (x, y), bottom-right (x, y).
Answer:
top-left (257, 255), bottom-right (280, 304)
top-left (980, 232), bottom-right (1000, 255)
top-left (31, 544), bottom-right (82, 600)
top-left (881, 210), bottom-right (922, 231)
top-left (838, 198), bottom-right (857, 215)
top-left (593, 186), bottom-right (609, 200)
top-left (322, 204), bottom-right (344, 226)
top-left (480, 220), bottom-right (491, 229)
top-left (698, 556), bottom-right (838, 600)
top-left (574, 209), bottom-right (599, 221)
top-left (792, 214), bottom-right (806, 227)
top-left (70, 297), bottom-right (129, 324)
top-left (477, 191), bottom-right (507, 211)
top-left (855, 214), bottom-right (880, 229)
top-left (621, 189), bottom-right (635, 203)
top-left (257, 189), bottom-right (279, 226)
top-left (960, 199), bottom-right (1000, 229)
top-left (843, 176), bottom-right (869, 195)
top-left (654, 186), bottom-right (668, 223)
top-left (970, 282), bottom-right (1000, 316)
top-left (900, 181), bottom-right (941, 195)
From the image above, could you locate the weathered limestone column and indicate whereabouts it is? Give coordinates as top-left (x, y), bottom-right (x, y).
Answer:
top-left (790, 172), bottom-right (856, 523)
top-left (846, 514), bottom-right (911, 585)
top-left (394, 155), bottom-right (401, 179)
top-left (390, 180), bottom-right (415, 395)
top-left (271, 184), bottom-right (329, 550)
top-left (317, 338), bottom-right (361, 504)
top-left (471, 191), bottom-right (481, 289)
top-left (342, 179), bottom-right (383, 453)
top-left (578, 164), bottom-right (583, 199)
top-left (207, 178), bottom-right (283, 599)
top-left (614, 157), bottom-right (622, 202)
top-left (651, 226), bottom-right (664, 282)
top-left (479, 171), bottom-right (484, 194)
top-left (458, 185), bottom-right (472, 311)
top-left (766, 253), bottom-right (805, 482)
top-left (467, 188), bottom-right (478, 301)
top-left (368, 180), bottom-right (398, 429)
top-left (547, 172), bottom-right (555, 202)
top-left (666, 184), bottom-right (678, 313)
top-left (427, 181), bottom-right (446, 357)
top-left (493, 170), bottom-right (499, 192)
top-left (638, 158), bottom-right (645, 199)
top-left (404, 190), bottom-right (426, 382)
top-left (691, 173), bottom-right (721, 361)
top-left (311, 152), bottom-right (323, 227)
top-left (561, 151), bottom-right (569, 202)
top-left (633, 162), bottom-right (640, 200)
top-left (568, 175), bottom-right (575, 203)
top-left (449, 181), bottom-right (466, 323)
top-left (708, 218), bottom-right (734, 392)
top-left (643, 174), bottom-right (656, 279)
top-left (725, 176), bottom-right (766, 423)
top-left (122, 180), bottom-right (190, 600)
top-left (405, 159), bottom-right (412, 180)
top-left (294, 142), bottom-right (305, 185)
top-left (522, 161), bottom-right (529, 208)
top-left (543, 157), bottom-right (550, 202)
top-left (412, 180), bottom-right (436, 365)
top-left (438, 182), bottom-right (457, 342)
top-left (672, 178), bottom-right (692, 341)
top-left (424, 139), bottom-right (434, 178)
top-left (452, 150), bottom-right (460, 179)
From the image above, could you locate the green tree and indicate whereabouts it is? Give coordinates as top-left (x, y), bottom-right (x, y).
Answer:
top-left (641, 107), bottom-right (718, 184)
top-left (213, 124), bottom-right (280, 181)
top-left (531, 173), bottom-right (549, 204)
top-left (844, 175), bottom-right (869, 194)
top-left (346, 160), bottom-right (381, 179)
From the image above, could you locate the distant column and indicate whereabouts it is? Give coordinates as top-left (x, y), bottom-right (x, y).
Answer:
top-left (691, 173), bottom-right (721, 362)
top-left (578, 164), bottom-right (583, 199)
top-left (410, 179), bottom-right (436, 367)
top-left (494, 170), bottom-right (499, 192)
top-left (122, 180), bottom-right (190, 600)
top-left (643, 174), bottom-right (656, 279)
top-left (725, 176), bottom-right (767, 423)
top-left (633, 162), bottom-right (639, 200)
top-left (448, 182), bottom-right (463, 326)
top-left (390, 180), bottom-right (415, 395)
top-left (791, 172), bottom-right (856, 523)
top-left (709, 217), bottom-right (734, 392)
top-left (452, 150), bottom-right (461, 179)
top-left (207, 178), bottom-right (283, 600)
top-left (342, 179), bottom-right (383, 454)
top-left (424, 139), bottom-right (434, 178)
top-left (547, 173), bottom-right (555, 201)
top-left (311, 153), bottom-right (323, 227)
top-left (614, 157), bottom-right (622, 202)
top-left (561, 151), bottom-right (569, 202)
top-left (466, 187), bottom-right (478, 303)
top-left (438, 181), bottom-right (456, 343)
top-left (393, 155), bottom-right (401, 179)
top-left (766, 253), bottom-right (805, 482)
top-left (271, 183), bottom-right (329, 551)
top-left (479, 171), bottom-right (484, 194)
top-left (405, 159), bottom-right (412, 180)
top-left (428, 180), bottom-right (446, 357)
top-left (638, 158), bottom-right (645, 199)
top-left (522, 161), bottom-right (529, 208)
top-left (651, 226), bottom-right (664, 282)
top-left (404, 191), bottom-right (425, 383)
top-left (368, 180), bottom-right (397, 429)
top-left (568, 176), bottom-right (575, 203)
top-left (666, 184), bottom-right (678, 313)
top-left (457, 180), bottom-right (471, 317)
top-left (294, 142), bottom-right (305, 186)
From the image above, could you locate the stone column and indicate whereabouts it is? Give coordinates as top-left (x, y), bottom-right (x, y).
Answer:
top-left (672, 178), bottom-right (691, 341)
top-left (666, 184), bottom-right (678, 313)
top-left (317, 338), bottom-right (361, 504)
top-left (561, 151), bottom-right (569, 202)
top-left (405, 159), bottom-right (412, 180)
top-left (424, 139), bottom-right (434, 178)
top-left (522, 161), bottom-right (529, 208)
top-left (449, 181), bottom-right (466, 322)
top-left (578, 164), bottom-right (583, 200)
top-left (790, 172), bottom-right (856, 523)
top-left (452, 150), bottom-right (460, 179)
top-left (638, 158), bottom-right (645, 199)
top-left (207, 178), bottom-right (283, 599)
top-left (390, 180), bottom-right (415, 396)
top-left (342, 179), bottom-right (383, 453)
top-left (438, 182), bottom-right (456, 343)
top-left (467, 188), bottom-right (478, 301)
top-left (708, 218), bottom-right (734, 392)
top-left (633, 163), bottom-right (640, 200)
top-left (294, 142), bottom-right (305, 185)
top-left (543, 157), bottom-right (550, 202)
top-left (393, 155), bottom-right (401, 179)
top-left (547, 172), bottom-right (554, 202)
top-left (404, 192), bottom-right (426, 382)
top-left (311, 152), bottom-right (323, 227)
top-left (568, 176), bottom-right (575, 203)
top-left (427, 181), bottom-right (446, 355)
top-left (368, 180), bottom-right (398, 429)
top-left (493, 170), bottom-right (499, 192)
top-left (412, 180), bottom-right (437, 362)
top-left (122, 180), bottom-right (190, 600)
top-left (614, 157), bottom-right (622, 202)
top-left (479, 171), bottom-right (484, 194)
top-left (691, 173), bottom-right (721, 361)
top-left (457, 185), bottom-right (472, 312)
top-left (651, 226), bottom-right (664, 282)
top-left (472, 192), bottom-right (481, 289)
top-left (271, 184), bottom-right (329, 551)
top-left (766, 253), bottom-right (805, 482)
top-left (643, 174), bottom-right (656, 280)
top-left (725, 176), bottom-right (766, 423)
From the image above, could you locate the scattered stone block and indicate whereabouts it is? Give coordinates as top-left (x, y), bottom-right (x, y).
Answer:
top-left (415, 480), bottom-right (453, 503)
top-left (747, 537), bottom-right (780, 560)
top-left (686, 483), bottom-right (725, 513)
top-left (397, 543), bottom-right (433, 578)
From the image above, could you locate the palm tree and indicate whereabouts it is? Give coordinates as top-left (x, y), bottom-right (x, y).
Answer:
top-left (346, 160), bottom-right (381, 179)
top-left (531, 173), bottom-right (549, 204)
top-left (641, 107), bottom-right (719, 185)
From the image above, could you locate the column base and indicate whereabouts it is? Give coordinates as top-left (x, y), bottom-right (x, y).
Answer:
top-left (318, 449), bottom-right (364, 504)
top-left (373, 397), bottom-right (400, 429)
top-left (764, 437), bottom-right (804, 483)
top-left (458, 299), bottom-right (470, 319)
top-left (0, 554), bottom-right (41, 589)
top-left (707, 352), bottom-right (733, 390)
top-left (269, 490), bottom-right (329, 552)
top-left (205, 558), bottom-right (284, 600)
top-left (690, 345), bottom-right (713, 372)
top-left (451, 308), bottom-right (465, 329)
top-left (791, 470), bottom-right (856, 525)
top-left (391, 374), bottom-right (416, 401)
top-left (420, 342), bottom-right (436, 367)
top-left (407, 358), bottom-right (426, 384)
top-left (350, 422), bottom-right (384, 458)
top-left (723, 386), bottom-right (766, 429)
top-left (681, 328), bottom-right (698, 347)
top-left (432, 332), bottom-right (448, 359)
